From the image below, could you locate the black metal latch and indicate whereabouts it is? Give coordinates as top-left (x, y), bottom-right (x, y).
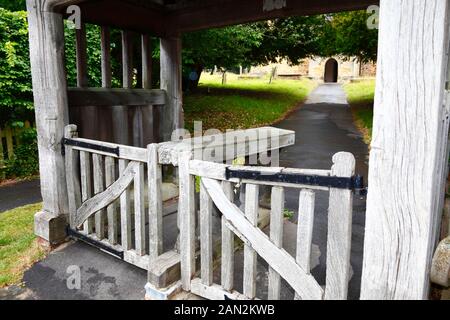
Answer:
top-left (61, 138), bottom-right (120, 157)
top-left (225, 168), bottom-right (367, 196)
top-left (67, 227), bottom-right (124, 260)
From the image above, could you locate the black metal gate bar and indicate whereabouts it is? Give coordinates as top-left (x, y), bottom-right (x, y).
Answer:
top-left (225, 167), bottom-right (366, 193)
top-left (67, 227), bottom-right (124, 260)
top-left (61, 138), bottom-right (120, 157)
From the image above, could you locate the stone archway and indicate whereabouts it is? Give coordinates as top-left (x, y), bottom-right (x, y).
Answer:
top-left (324, 58), bottom-right (338, 83)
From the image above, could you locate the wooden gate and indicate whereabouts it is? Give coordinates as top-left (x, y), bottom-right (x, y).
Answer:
top-left (63, 124), bottom-right (167, 270)
top-left (179, 151), bottom-right (358, 300)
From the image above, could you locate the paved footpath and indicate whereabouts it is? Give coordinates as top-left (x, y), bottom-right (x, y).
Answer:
top-left (0, 179), bottom-right (42, 213)
top-left (1, 83), bottom-right (369, 300)
top-left (276, 83), bottom-right (369, 300)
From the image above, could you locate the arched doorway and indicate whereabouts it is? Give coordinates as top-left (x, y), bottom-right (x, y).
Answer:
top-left (324, 58), bottom-right (338, 83)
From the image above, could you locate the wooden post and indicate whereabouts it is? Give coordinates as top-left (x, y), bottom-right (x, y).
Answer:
top-left (179, 151), bottom-right (195, 290)
top-left (160, 36), bottom-right (183, 142)
top-left (141, 34), bottom-right (154, 144)
top-left (361, 0), bottom-right (450, 300)
top-left (325, 152), bottom-right (355, 300)
top-left (26, 0), bottom-right (69, 244)
top-left (75, 23), bottom-right (88, 88)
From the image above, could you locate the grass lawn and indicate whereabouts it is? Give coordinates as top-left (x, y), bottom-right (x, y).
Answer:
top-left (343, 79), bottom-right (376, 144)
top-left (0, 203), bottom-right (48, 287)
top-left (184, 73), bottom-right (317, 132)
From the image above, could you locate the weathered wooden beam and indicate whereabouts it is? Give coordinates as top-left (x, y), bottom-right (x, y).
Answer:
top-left (27, 0), bottom-right (70, 244)
top-left (64, 0), bottom-right (166, 37)
top-left (160, 36), bottom-right (183, 142)
top-left (361, 0), bottom-right (450, 300)
top-left (158, 127), bottom-right (295, 166)
top-left (100, 26), bottom-right (112, 88)
top-left (75, 22), bottom-right (88, 87)
top-left (67, 88), bottom-right (166, 107)
top-left (167, 0), bottom-right (379, 34)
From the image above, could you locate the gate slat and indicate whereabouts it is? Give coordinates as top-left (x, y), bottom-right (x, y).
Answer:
top-left (80, 151), bottom-right (94, 234)
top-left (105, 156), bottom-right (118, 244)
top-left (179, 151), bottom-right (196, 291)
top-left (93, 154), bottom-right (106, 239)
top-left (243, 184), bottom-right (259, 299)
top-left (120, 159), bottom-right (132, 250)
top-left (268, 186), bottom-right (284, 300)
top-left (148, 144), bottom-right (162, 260)
top-left (325, 152), bottom-right (355, 300)
top-left (295, 189), bottom-right (315, 300)
top-left (200, 180), bottom-right (213, 286)
top-left (65, 125), bottom-right (81, 228)
top-left (221, 181), bottom-right (235, 291)
top-left (134, 162), bottom-right (146, 256)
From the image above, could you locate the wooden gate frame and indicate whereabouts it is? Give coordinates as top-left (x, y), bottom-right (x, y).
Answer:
top-left (179, 152), bottom-right (356, 300)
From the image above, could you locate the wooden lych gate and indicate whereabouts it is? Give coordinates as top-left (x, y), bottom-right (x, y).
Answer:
top-left (178, 152), bottom-right (357, 300)
top-left (28, 0), bottom-right (450, 299)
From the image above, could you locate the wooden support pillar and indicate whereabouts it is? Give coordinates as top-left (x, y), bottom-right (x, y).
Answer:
top-left (112, 31), bottom-right (132, 145)
top-left (139, 34), bottom-right (154, 145)
top-left (160, 36), bottom-right (183, 142)
top-left (26, 0), bottom-right (69, 244)
top-left (361, 0), bottom-right (450, 299)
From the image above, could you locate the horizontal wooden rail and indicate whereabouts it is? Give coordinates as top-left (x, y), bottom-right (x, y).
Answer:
top-left (68, 88), bottom-right (166, 107)
top-left (158, 126), bottom-right (295, 165)
top-left (189, 160), bottom-right (332, 191)
top-left (63, 136), bottom-right (148, 162)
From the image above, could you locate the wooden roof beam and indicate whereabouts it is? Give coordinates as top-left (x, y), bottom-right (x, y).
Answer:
top-left (166, 0), bottom-right (379, 34)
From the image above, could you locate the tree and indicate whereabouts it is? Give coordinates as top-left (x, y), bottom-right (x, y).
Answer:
top-left (0, 0), bottom-right (26, 11)
top-left (0, 8), bottom-right (33, 126)
top-left (324, 11), bottom-right (378, 63)
top-left (182, 24), bottom-right (263, 87)
top-left (249, 16), bottom-right (328, 65)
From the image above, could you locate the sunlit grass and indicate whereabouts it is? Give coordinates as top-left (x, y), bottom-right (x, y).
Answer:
top-left (343, 80), bottom-right (375, 144)
top-left (0, 203), bottom-right (48, 287)
top-left (184, 73), bottom-right (317, 132)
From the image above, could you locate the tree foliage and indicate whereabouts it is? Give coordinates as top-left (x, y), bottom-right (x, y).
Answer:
top-left (322, 11), bottom-right (378, 62)
top-left (0, 8), bottom-right (33, 126)
top-left (0, 0), bottom-right (26, 12)
top-left (250, 16), bottom-right (328, 65)
top-left (182, 24), bottom-right (263, 86)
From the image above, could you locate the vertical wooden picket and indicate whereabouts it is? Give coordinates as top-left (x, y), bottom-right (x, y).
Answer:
top-left (80, 151), bottom-right (94, 234)
top-left (268, 186), bottom-right (284, 300)
top-left (295, 189), bottom-right (315, 300)
top-left (200, 180), bottom-right (213, 286)
top-left (179, 151), bottom-right (196, 291)
top-left (221, 181), bottom-right (235, 292)
top-left (325, 152), bottom-right (355, 300)
top-left (120, 159), bottom-right (132, 250)
top-left (93, 154), bottom-right (106, 239)
top-left (243, 184), bottom-right (259, 299)
top-left (105, 156), bottom-right (118, 244)
top-left (134, 162), bottom-right (146, 255)
top-left (148, 144), bottom-right (163, 260)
